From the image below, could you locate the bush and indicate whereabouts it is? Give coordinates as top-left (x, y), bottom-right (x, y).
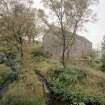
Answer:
top-left (31, 47), bottom-right (49, 62)
top-left (48, 67), bottom-right (87, 86)
top-left (47, 67), bottom-right (105, 105)
top-left (101, 54), bottom-right (105, 71)
top-left (52, 88), bottom-right (102, 105)
top-left (0, 64), bottom-right (12, 85)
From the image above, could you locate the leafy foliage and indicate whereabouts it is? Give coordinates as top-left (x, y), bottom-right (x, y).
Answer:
top-left (0, 64), bottom-right (12, 85)
top-left (47, 67), bottom-right (105, 105)
top-left (32, 46), bottom-right (49, 62)
top-left (101, 35), bottom-right (105, 71)
top-left (48, 67), bottom-right (87, 86)
top-left (101, 53), bottom-right (105, 71)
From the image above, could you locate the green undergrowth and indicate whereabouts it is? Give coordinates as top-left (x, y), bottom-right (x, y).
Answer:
top-left (1, 44), bottom-right (105, 105)
top-left (31, 43), bottom-right (49, 62)
top-left (0, 97), bottom-right (43, 105)
top-left (32, 45), bottom-right (105, 104)
top-left (0, 64), bottom-right (12, 85)
top-left (0, 80), bottom-right (45, 105)
top-left (31, 43), bottom-right (63, 74)
top-left (47, 67), bottom-right (105, 104)
top-left (0, 96), bottom-right (43, 105)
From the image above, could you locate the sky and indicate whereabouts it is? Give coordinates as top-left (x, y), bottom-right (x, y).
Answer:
top-left (34, 0), bottom-right (105, 49)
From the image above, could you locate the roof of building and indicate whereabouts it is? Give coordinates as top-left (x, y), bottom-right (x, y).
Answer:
top-left (44, 26), bottom-right (92, 45)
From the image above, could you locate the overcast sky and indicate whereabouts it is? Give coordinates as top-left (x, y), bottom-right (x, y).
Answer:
top-left (34, 0), bottom-right (105, 49)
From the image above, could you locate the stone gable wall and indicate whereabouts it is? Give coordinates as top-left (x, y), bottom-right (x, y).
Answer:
top-left (43, 32), bottom-right (92, 60)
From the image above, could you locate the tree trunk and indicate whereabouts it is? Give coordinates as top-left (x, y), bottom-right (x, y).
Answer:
top-left (62, 45), bottom-right (66, 68)
top-left (32, 36), bottom-right (35, 43)
top-left (19, 36), bottom-right (23, 58)
top-left (61, 29), bottom-right (66, 68)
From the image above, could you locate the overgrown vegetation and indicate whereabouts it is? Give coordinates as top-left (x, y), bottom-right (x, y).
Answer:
top-left (47, 67), bottom-right (105, 105)
top-left (101, 53), bottom-right (105, 71)
top-left (0, 0), bottom-right (104, 105)
top-left (101, 34), bottom-right (105, 71)
top-left (0, 64), bottom-right (12, 85)
top-left (32, 44), bottom-right (49, 62)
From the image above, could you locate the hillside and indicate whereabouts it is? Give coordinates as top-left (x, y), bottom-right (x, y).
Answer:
top-left (32, 45), bottom-right (105, 104)
top-left (34, 56), bottom-right (105, 105)
top-left (0, 44), bottom-right (105, 105)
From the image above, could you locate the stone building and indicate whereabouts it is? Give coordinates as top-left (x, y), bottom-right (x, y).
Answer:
top-left (43, 29), bottom-right (92, 60)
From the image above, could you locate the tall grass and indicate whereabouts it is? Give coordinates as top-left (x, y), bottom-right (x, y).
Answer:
top-left (47, 67), bottom-right (105, 105)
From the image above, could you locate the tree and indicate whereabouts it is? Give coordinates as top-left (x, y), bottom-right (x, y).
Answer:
top-left (42, 0), bottom-right (97, 68)
top-left (0, 0), bottom-right (36, 57)
top-left (0, 0), bottom-right (36, 79)
top-left (0, 0), bottom-right (44, 94)
top-left (101, 35), bottom-right (105, 71)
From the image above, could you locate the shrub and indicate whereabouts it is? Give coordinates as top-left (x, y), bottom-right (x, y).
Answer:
top-left (101, 54), bottom-right (105, 71)
top-left (47, 67), bottom-right (105, 105)
top-left (48, 67), bottom-right (87, 86)
top-left (0, 64), bottom-right (12, 85)
top-left (31, 47), bottom-right (49, 62)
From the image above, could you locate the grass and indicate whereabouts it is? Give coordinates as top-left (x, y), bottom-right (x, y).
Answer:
top-left (31, 45), bottom-right (105, 104)
top-left (1, 44), bottom-right (105, 105)
top-left (0, 64), bottom-right (12, 85)
top-left (47, 66), bottom-right (105, 104)
top-left (0, 43), bottom-right (46, 105)
top-left (0, 81), bottom-right (44, 105)
top-left (69, 65), bottom-right (105, 94)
